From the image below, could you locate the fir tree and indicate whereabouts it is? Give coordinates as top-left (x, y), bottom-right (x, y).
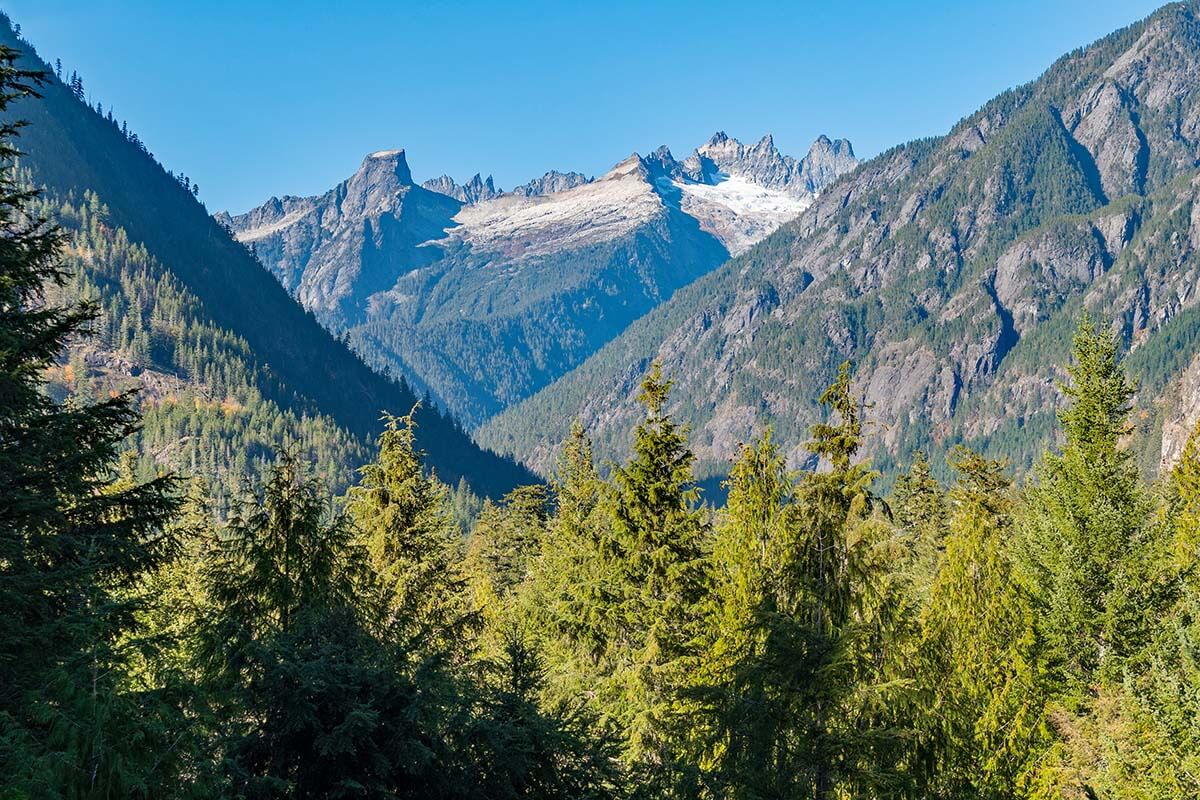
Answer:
top-left (694, 432), bottom-right (806, 799)
top-left (523, 422), bottom-right (618, 721)
top-left (892, 450), bottom-right (947, 586)
top-left (1018, 316), bottom-right (1156, 690)
top-left (465, 483), bottom-right (550, 615)
top-left (465, 629), bottom-right (623, 800)
top-left (198, 453), bottom-right (449, 797)
top-left (607, 362), bottom-right (709, 793)
top-left (347, 409), bottom-right (467, 656)
top-left (789, 362), bottom-right (910, 798)
top-left (915, 449), bottom-right (1047, 798)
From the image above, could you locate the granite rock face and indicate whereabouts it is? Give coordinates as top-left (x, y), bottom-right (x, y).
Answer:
top-left (681, 131), bottom-right (857, 198)
top-left (510, 170), bottom-right (592, 197)
top-left (227, 150), bottom-right (461, 323)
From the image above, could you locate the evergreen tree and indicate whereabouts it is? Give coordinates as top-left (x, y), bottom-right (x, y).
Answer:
top-left (522, 422), bottom-right (620, 725)
top-left (915, 449), bottom-right (1046, 798)
top-left (463, 629), bottom-right (623, 800)
top-left (465, 483), bottom-right (550, 619)
top-left (790, 363), bottom-right (912, 797)
top-left (0, 50), bottom-right (183, 797)
top-left (606, 362), bottom-right (709, 793)
top-left (347, 409), bottom-right (467, 656)
top-left (197, 454), bottom-right (445, 798)
top-left (1018, 316), bottom-right (1156, 691)
top-left (892, 450), bottom-right (947, 587)
top-left (694, 432), bottom-right (805, 799)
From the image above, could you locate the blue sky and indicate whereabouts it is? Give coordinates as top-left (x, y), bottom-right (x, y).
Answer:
top-left (5, 0), bottom-right (1164, 213)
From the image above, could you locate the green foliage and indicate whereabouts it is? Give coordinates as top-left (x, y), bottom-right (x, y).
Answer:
top-left (915, 449), bottom-right (1047, 799)
top-left (35, 187), bottom-right (368, 506)
top-left (0, 50), bottom-right (185, 797)
top-left (1018, 317), bottom-right (1160, 691)
top-left (605, 363), bottom-right (710, 791)
top-left (7, 5), bottom-right (1200, 792)
top-left (348, 410), bottom-right (467, 654)
top-left (2, 16), bottom-right (532, 498)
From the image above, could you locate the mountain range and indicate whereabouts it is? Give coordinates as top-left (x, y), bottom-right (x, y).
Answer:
top-left (477, 1), bottom-right (1200, 484)
top-left (222, 132), bottom-right (858, 425)
top-left (14, 1), bottom-right (1200, 500)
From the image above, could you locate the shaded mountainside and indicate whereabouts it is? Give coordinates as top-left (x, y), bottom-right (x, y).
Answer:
top-left (227, 134), bottom-right (858, 425)
top-left (478, 1), bottom-right (1200, 483)
top-left (3, 22), bottom-right (533, 499)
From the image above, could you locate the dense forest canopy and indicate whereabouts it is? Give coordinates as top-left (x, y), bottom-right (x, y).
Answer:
top-left (5, 0), bottom-right (1200, 796)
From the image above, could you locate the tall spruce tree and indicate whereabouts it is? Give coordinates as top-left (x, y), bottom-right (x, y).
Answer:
top-left (520, 419), bottom-right (631, 776)
top-left (0, 50), bottom-right (183, 796)
top-left (1029, 423), bottom-right (1200, 798)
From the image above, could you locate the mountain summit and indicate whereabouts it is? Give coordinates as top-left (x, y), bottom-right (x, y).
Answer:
top-left (684, 131), bottom-right (857, 197)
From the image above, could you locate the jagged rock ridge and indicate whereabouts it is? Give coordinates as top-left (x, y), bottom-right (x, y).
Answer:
top-left (226, 132), bottom-right (858, 424)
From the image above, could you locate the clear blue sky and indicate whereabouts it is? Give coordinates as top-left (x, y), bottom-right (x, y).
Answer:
top-left (5, 0), bottom-right (1165, 213)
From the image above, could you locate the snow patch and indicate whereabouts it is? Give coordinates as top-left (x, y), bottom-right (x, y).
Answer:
top-left (445, 168), bottom-right (663, 257)
top-left (674, 176), bottom-right (810, 255)
top-left (677, 175), bottom-right (807, 219)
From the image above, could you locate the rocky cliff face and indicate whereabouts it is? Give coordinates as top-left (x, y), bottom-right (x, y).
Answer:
top-left (226, 132), bottom-right (858, 424)
top-left (227, 150), bottom-right (462, 325)
top-left (510, 170), bottom-right (592, 197)
top-left (477, 2), bottom-right (1200, 482)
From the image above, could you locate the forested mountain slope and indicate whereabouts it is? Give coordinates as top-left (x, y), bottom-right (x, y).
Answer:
top-left (478, 1), bottom-right (1200, 481)
top-left (0, 18), bottom-right (532, 498)
top-left (227, 133), bottom-right (857, 425)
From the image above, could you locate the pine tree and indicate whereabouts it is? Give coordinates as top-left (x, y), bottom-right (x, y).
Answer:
top-left (0, 50), bottom-right (183, 796)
